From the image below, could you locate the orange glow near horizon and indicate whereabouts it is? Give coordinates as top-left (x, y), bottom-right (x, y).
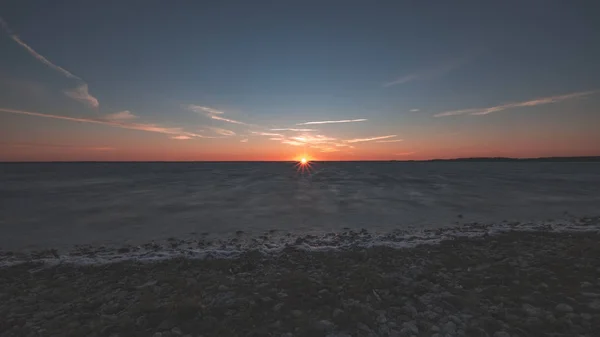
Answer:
top-left (294, 156), bottom-right (313, 174)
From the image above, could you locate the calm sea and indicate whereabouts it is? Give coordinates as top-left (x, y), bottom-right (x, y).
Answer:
top-left (1, 162), bottom-right (599, 250)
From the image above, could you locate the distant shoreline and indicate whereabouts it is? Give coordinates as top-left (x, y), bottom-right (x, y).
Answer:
top-left (1, 156), bottom-right (600, 163)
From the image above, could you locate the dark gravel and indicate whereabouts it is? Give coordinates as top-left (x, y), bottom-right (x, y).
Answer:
top-left (1, 231), bottom-right (600, 337)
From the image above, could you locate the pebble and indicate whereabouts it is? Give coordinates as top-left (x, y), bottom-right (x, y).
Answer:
top-left (357, 322), bottom-right (372, 333)
top-left (218, 285), bottom-right (229, 291)
top-left (444, 321), bottom-right (457, 334)
top-left (493, 332), bottom-right (510, 337)
top-left (402, 321), bottom-right (419, 334)
top-left (522, 303), bottom-right (542, 317)
top-left (291, 310), bottom-right (303, 318)
top-left (589, 300), bottom-right (600, 310)
top-left (333, 308), bottom-right (344, 318)
top-left (555, 303), bottom-right (574, 313)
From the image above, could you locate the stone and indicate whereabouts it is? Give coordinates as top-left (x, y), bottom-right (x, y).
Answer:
top-left (357, 322), bottom-right (372, 333)
top-left (522, 304), bottom-right (542, 317)
top-left (171, 327), bottom-right (182, 335)
top-left (555, 303), bottom-right (573, 313)
top-left (449, 315), bottom-right (461, 324)
top-left (403, 304), bottom-right (418, 317)
top-left (333, 308), bottom-right (344, 318)
top-left (444, 321), bottom-right (457, 334)
top-left (589, 300), bottom-right (600, 310)
top-left (525, 317), bottom-right (542, 326)
top-left (314, 320), bottom-right (335, 332)
top-left (402, 321), bottom-right (419, 334)
top-left (493, 332), bottom-right (510, 337)
top-left (291, 310), bottom-right (302, 318)
top-left (152, 333), bottom-right (162, 337)
top-left (218, 285), bottom-right (229, 291)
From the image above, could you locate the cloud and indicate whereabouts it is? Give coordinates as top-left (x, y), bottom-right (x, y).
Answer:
top-left (0, 17), bottom-right (100, 108)
top-left (209, 115), bottom-right (248, 125)
top-left (396, 151), bottom-right (415, 156)
top-left (240, 138), bottom-right (248, 143)
top-left (383, 56), bottom-right (469, 87)
top-left (103, 110), bottom-right (137, 121)
top-left (297, 119), bottom-right (367, 125)
top-left (5, 142), bottom-right (114, 151)
top-left (185, 105), bottom-right (224, 115)
top-left (281, 140), bottom-right (305, 146)
top-left (291, 135), bottom-right (337, 144)
top-left (376, 139), bottom-right (404, 143)
top-left (410, 109), bottom-right (420, 112)
top-left (434, 90), bottom-right (598, 117)
top-left (271, 128), bottom-right (318, 132)
top-left (252, 131), bottom-right (283, 137)
top-left (346, 135), bottom-right (397, 143)
top-left (171, 135), bottom-right (192, 140)
top-left (209, 127), bottom-right (236, 136)
top-left (185, 104), bottom-right (250, 125)
top-left (64, 83), bottom-right (99, 108)
top-left (0, 107), bottom-right (215, 139)
top-left (311, 145), bottom-right (339, 153)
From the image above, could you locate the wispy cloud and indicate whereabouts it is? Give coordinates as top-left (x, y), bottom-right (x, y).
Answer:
top-left (311, 145), bottom-right (339, 153)
top-left (271, 128), bottom-right (317, 132)
top-left (5, 142), bottom-right (114, 151)
top-left (396, 151), bottom-right (415, 156)
top-left (272, 132), bottom-right (352, 152)
top-left (0, 17), bottom-right (100, 108)
top-left (281, 140), bottom-right (305, 146)
top-left (434, 90), bottom-right (598, 117)
top-left (252, 131), bottom-right (283, 137)
top-left (346, 135), bottom-right (397, 143)
top-left (64, 83), bottom-right (99, 108)
top-left (291, 135), bottom-right (337, 144)
top-left (240, 138), bottom-right (248, 143)
top-left (0, 107), bottom-right (213, 139)
top-left (297, 119), bottom-right (367, 125)
top-left (209, 127), bottom-right (236, 136)
top-left (410, 109), bottom-right (420, 112)
top-left (171, 135), bottom-right (192, 140)
top-left (185, 105), bottom-right (224, 115)
top-left (383, 56), bottom-right (469, 87)
top-left (210, 115), bottom-right (248, 125)
top-left (103, 110), bottom-right (137, 121)
top-left (186, 104), bottom-right (249, 125)
top-left (376, 139), bottom-right (404, 143)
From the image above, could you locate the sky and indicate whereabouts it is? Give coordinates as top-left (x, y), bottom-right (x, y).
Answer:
top-left (1, 0), bottom-right (599, 161)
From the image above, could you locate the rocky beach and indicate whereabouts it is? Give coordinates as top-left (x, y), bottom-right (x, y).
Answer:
top-left (2, 226), bottom-right (600, 337)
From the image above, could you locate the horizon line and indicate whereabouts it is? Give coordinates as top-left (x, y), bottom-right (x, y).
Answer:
top-left (1, 155), bottom-right (599, 164)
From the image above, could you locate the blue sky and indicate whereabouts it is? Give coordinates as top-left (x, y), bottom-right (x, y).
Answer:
top-left (1, 1), bottom-right (599, 161)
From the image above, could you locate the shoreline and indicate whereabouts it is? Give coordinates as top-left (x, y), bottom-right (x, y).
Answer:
top-left (2, 230), bottom-right (600, 336)
top-left (2, 216), bottom-right (599, 268)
